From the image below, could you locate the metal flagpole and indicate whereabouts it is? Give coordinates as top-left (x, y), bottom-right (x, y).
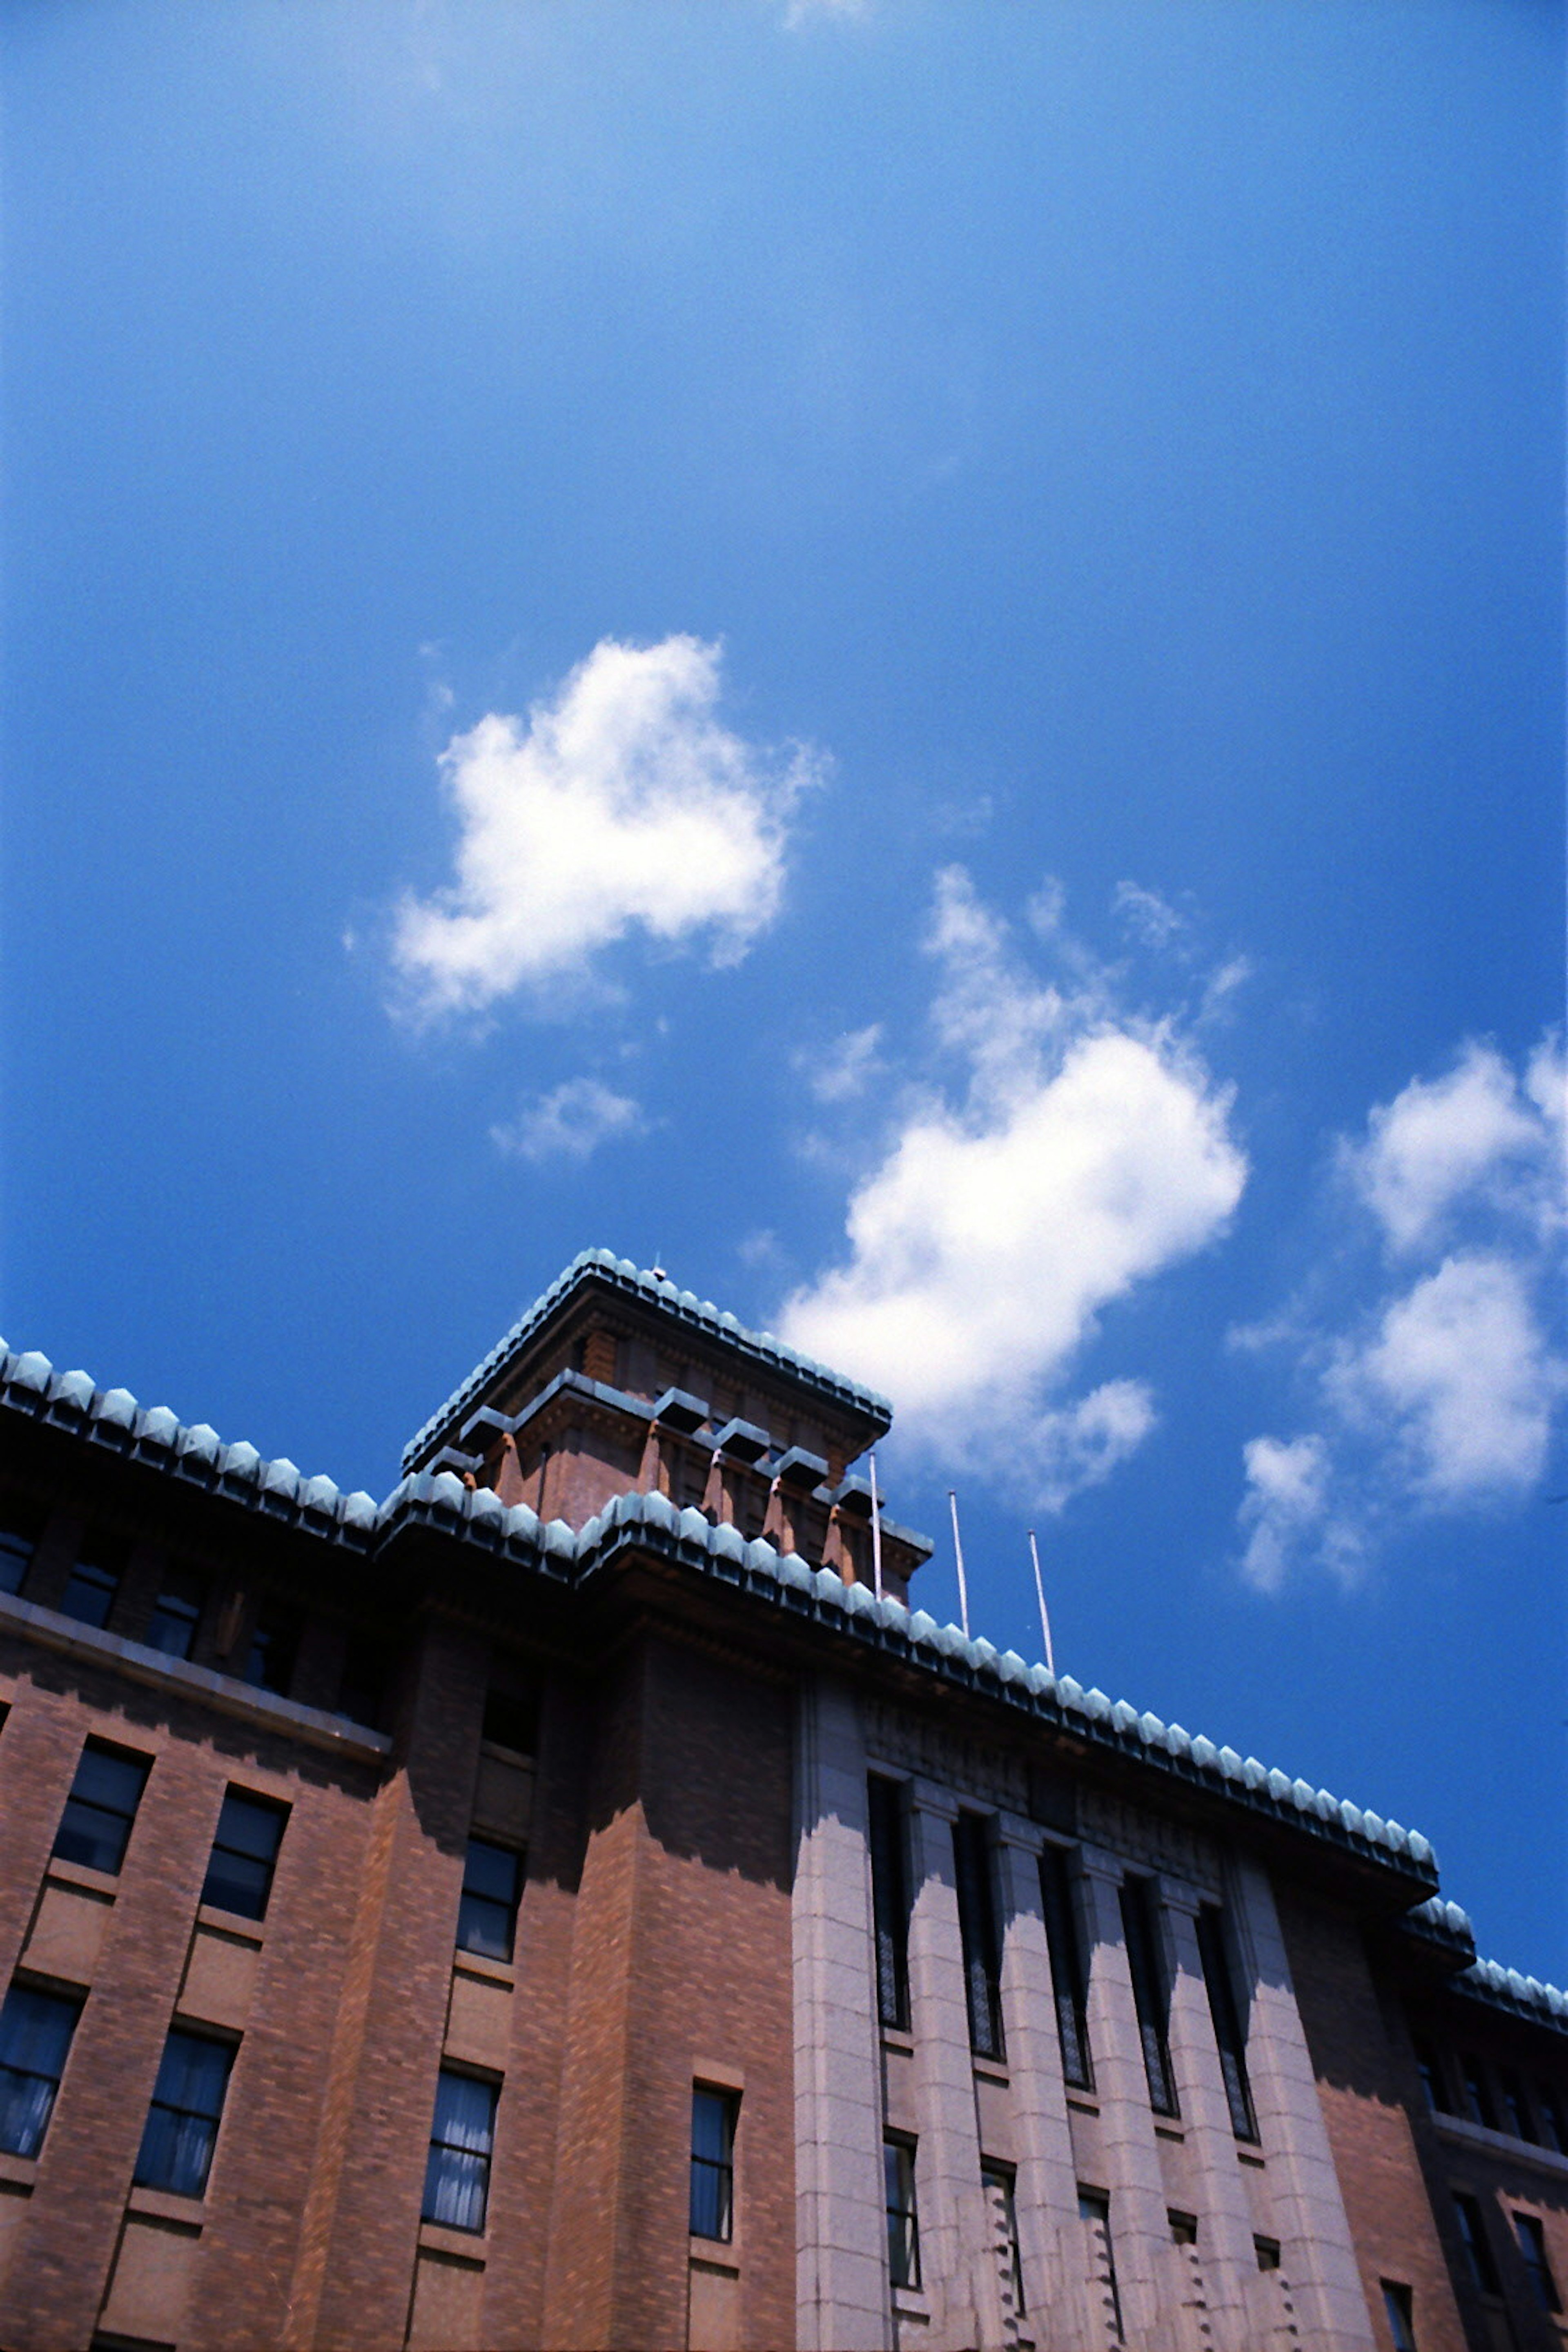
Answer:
top-left (868, 1450), bottom-right (884, 1601)
top-left (948, 1489), bottom-right (970, 1637)
top-left (1028, 1527), bottom-right (1055, 1677)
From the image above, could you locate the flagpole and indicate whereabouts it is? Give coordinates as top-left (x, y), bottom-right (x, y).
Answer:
top-left (1028, 1527), bottom-right (1055, 1677)
top-left (948, 1489), bottom-right (970, 1638)
top-left (868, 1450), bottom-right (884, 1601)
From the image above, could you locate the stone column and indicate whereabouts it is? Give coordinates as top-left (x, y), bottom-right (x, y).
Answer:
top-left (1229, 1858), bottom-right (1374, 2352)
top-left (993, 1816), bottom-right (1082, 2350)
top-left (1076, 1846), bottom-right (1177, 2346)
top-left (793, 1674), bottom-right (892, 2352)
top-left (905, 1781), bottom-right (998, 2352)
top-left (1158, 1881), bottom-right (1263, 2352)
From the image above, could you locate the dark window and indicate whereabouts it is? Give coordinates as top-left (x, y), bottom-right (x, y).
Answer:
top-left (1381, 2281), bottom-right (1416, 2351)
top-left (134, 2031), bottom-right (235, 2198)
top-left (1452, 2193), bottom-right (1500, 2296)
top-left (1412, 2038), bottom-right (1450, 2114)
top-left (1080, 2189), bottom-right (1123, 2341)
top-left (242, 1602), bottom-right (301, 1695)
top-left (690, 2086), bottom-right (737, 2241)
top-left (0, 1499), bottom-right (42, 1597)
top-left (457, 1839), bottom-right (522, 1962)
top-left (1039, 1846), bottom-right (1092, 2091)
top-left (0, 1984), bottom-right (81, 2158)
top-left (1197, 1905), bottom-right (1256, 2140)
top-left (200, 1790), bottom-right (288, 1921)
top-left (482, 1686), bottom-right (539, 1757)
top-left (1535, 2085), bottom-right (1564, 2155)
top-left (1459, 2056), bottom-right (1495, 2132)
top-left (60, 1537), bottom-right (126, 1630)
top-left (1513, 2214), bottom-right (1560, 2313)
top-left (53, 1742), bottom-right (150, 1875)
top-left (1255, 2237), bottom-right (1282, 2272)
top-left (336, 1635), bottom-right (389, 1729)
top-left (1169, 2210), bottom-right (1198, 2245)
top-left (885, 2138), bottom-right (920, 2289)
top-left (145, 1567), bottom-right (205, 1661)
top-left (982, 2161), bottom-right (1024, 2316)
top-left (953, 1813), bottom-right (1004, 2062)
top-left (1496, 2069), bottom-right (1535, 2143)
top-left (867, 1776), bottom-right (910, 2031)
top-left (422, 2069), bottom-right (497, 2232)
top-left (1119, 1877), bottom-right (1177, 2118)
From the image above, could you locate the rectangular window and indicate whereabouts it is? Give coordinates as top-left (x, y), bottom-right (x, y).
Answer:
top-left (200, 1789), bottom-right (288, 1921)
top-left (1119, 1878), bottom-right (1177, 2118)
top-left (1039, 1846), bottom-right (1092, 2091)
top-left (1459, 2056), bottom-right (1495, 2132)
top-left (1452, 2192), bottom-right (1500, 2296)
top-left (482, 1686), bottom-right (539, 1757)
top-left (134, 2030), bottom-right (235, 2198)
top-left (953, 1813), bottom-right (1004, 2062)
top-left (1381, 2281), bottom-right (1416, 2351)
top-left (53, 1742), bottom-right (150, 1875)
top-left (1411, 2036), bottom-right (1450, 2114)
top-left (1513, 2213), bottom-right (1560, 2314)
top-left (1255, 2237), bottom-right (1281, 2272)
top-left (1080, 2189), bottom-right (1123, 2342)
top-left (867, 1776), bottom-right (910, 2032)
top-left (0, 1984), bottom-right (81, 2158)
top-left (60, 1536), bottom-right (126, 1630)
top-left (423, 2069), bottom-right (497, 2233)
top-left (1537, 2085), bottom-right (1566, 2154)
top-left (145, 1566), bottom-right (205, 1661)
top-left (1197, 1905), bottom-right (1256, 2141)
top-left (336, 1634), bottom-right (389, 1729)
top-left (982, 2160), bottom-right (1024, 2316)
top-left (1496, 2069), bottom-right (1535, 2143)
top-left (457, 1839), bottom-right (522, 1962)
top-left (885, 2138), bottom-right (920, 2290)
top-left (690, 2085), bottom-right (737, 2241)
top-left (242, 1601), bottom-right (301, 1696)
top-left (0, 1499), bottom-right (42, 1597)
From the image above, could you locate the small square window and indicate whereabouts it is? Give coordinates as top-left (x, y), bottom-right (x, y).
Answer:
top-left (60, 1538), bottom-right (126, 1631)
top-left (691, 2086), bottom-right (738, 2242)
top-left (242, 1602), bottom-right (301, 1696)
top-left (1254, 2237), bottom-right (1282, 2273)
top-left (423, 2069), bottom-right (497, 2233)
top-left (145, 1568), bottom-right (205, 1662)
top-left (0, 1984), bottom-right (82, 2158)
top-left (53, 1742), bottom-right (151, 1875)
top-left (457, 1839), bottom-right (522, 1962)
top-left (885, 2138), bottom-right (920, 2290)
top-left (0, 1499), bottom-right (42, 1598)
top-left (200, 1790), bottom-right (288, 1922)
top-left (134, 2030), bottom-right (235, 2198)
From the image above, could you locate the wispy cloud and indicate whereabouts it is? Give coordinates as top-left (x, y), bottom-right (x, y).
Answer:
top-left (490, 1076), bottom-right (645, 1165)
top-left (800, 1022), bottom-right (885, 1105)
top-left (1236, 1036), bottom-right (1566, 1589)
top-left (392, 635), bottom-right (815, 1017)
top-left (780, 869), bottom-right (1247, 1509)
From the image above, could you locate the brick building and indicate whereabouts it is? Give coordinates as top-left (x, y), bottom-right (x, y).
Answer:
top-left (0, 1246), bottom-right (1561, 2352)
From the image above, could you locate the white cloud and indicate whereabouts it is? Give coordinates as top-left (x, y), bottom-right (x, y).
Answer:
top-left (490, 1077), bottom-right (644, 1165)
top-left (802, 1023), bottom-right (885, 1105)
top-left (1333, 1253), bottom-right (1564, 1503)
top-left (393, 635), bottom-right (812, 1016)
top-left (1114, 879), bottom-right (1186, 951)
top-left (780, 871), bottom-right (1246, 1508)
top-left (1236, 1036), bottom-right (1566, 1588)
top-left (1238, 1434), bottom-right (1333, 1595)
top-left (1345, 1040), bottom-right (1549, 1254)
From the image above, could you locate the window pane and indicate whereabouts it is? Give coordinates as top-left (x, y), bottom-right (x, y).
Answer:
top-left (463, 1839), bottom-right (520, 1906)
top-left (1381, 2283), bottom-right (1416, 2352)
top-left (0, 1501), bottom-right (41, 1597)
top-left (213, 1791), bottom-right (287, 1865)
top-left (134, 2032), bottom-right (234, 2198)
top-left (60, 1554), bottom-right (120, 1629)
top-left (423, 2071), bottom-right (496, 2232)
top-left (885, 2141), bottom-right (919, 2290)
top-left (145, 1572), bottom-right (204, 1660)
top-left (0, 1987), bottom-right (80, 2159)
top-left (690, 2087), bottom-right (736, 2242)
top-left (53, 1746), bottom-right (149, 1875)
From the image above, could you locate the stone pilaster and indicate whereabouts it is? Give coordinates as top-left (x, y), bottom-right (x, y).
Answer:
top-left (1077, 1846), bottom-right (1178, 2345)
top-left (1229, 1859), bottom-right (1374, 2352)
top-left (1159, 1880), bottom-right (1263, 2352)
top-left (793, 1675), bottom-right (892, 2352)
top-left (993, 1817), bottom-right (1082, 2350)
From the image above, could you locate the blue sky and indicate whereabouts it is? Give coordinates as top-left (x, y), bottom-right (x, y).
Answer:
top-left (4, 2), bottom-right (1563, 1976)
